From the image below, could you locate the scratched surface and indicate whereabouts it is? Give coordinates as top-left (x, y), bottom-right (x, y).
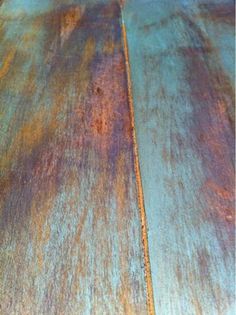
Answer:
top-left (123, 0), bottom-right (235, 314)
top-left (0, 1), bottom-right (149, 314)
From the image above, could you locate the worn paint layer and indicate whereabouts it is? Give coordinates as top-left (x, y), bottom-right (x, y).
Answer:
top-left (123, 0), bottom-right (235, 314)
top-left (0, 1), bottom-right (149, 314)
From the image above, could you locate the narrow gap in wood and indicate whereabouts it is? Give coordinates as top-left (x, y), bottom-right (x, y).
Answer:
top-left (120, 15), bottom-right (156, 315)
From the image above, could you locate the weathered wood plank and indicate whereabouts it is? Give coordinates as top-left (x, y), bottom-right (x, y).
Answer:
top-left (0, 1), bottom-right (149, 314)
top-left (123, 0), bottom-right (235, 314)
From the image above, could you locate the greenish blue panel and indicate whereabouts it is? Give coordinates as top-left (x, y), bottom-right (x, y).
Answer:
top-left (123, 0), bottom-right (235, 314)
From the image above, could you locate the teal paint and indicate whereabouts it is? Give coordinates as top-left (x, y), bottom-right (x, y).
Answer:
top-left (0, 0), bottom-right (234, 313)
top-left (123, 0), bottom-right (235, 314)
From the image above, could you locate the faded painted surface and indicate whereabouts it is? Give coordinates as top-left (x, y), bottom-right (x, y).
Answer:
top-left (0, 0), bottom-right (235, 314)
top-left (123, 0), bottom-right (235, 314)
top-left (0, 1), bottom-right (149, 314)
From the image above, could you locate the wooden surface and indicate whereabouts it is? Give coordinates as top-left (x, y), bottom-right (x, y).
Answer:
top-left (0, 1), bottom-right (149, 314)
top-left (0, 0), bottom-right (235, 314)
top-left (123, 0), bottom-right (235, 314)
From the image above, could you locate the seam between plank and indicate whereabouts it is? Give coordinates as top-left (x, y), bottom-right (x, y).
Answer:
top-left (121, 20), bottom-right (156, 315)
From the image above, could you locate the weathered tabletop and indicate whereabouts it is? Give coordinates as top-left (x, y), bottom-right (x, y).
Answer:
top-left (0, 0), bottom-right (235, 314)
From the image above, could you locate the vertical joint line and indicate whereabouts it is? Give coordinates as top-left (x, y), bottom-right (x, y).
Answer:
top-left (121, 19), bottom-right (156, 315)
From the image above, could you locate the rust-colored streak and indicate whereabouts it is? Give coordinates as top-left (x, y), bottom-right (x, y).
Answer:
top-left (185, 47), bottom-right (235, 232)
top-left (0, 48), bottom-right (16, 80)
top-left (60, 5), bottom-right (85, 46)
top-left (198, 3), bottom-right (235, 25)
top-left (121, 22), bottom-right (156, 315)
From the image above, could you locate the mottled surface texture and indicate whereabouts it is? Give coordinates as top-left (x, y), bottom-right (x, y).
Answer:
top-left (123, 0), bottom-right (235, 314)
top-left (0, 0), bottom-right (235, 314)
top-left (0, 1), bottom-right (148, 314)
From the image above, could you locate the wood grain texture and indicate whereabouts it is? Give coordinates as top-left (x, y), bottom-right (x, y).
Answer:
top-left (0, 1), bottom-right (149, 314)
top-left (123, 0), bottom-right (235, 314)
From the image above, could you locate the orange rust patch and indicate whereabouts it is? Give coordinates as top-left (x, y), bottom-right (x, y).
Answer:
top-left (75, 208), bottom-right (89, 243)
top-left (84, 51), bottom-right (131, 153)
top-left (0, 105), bottom-right (59, 172)
top-left (202, 179), bottom-right (235, 225)
top-left (91, 118), bottom-right (108, 135)
top-left (60, 5), bottom-right (85, 46)
top-left (205, 180), bottom-right (234, 201)
top-left (0, 48), bottom-right (16, 80)
top-left (119, 288), bottom-right (137, 315)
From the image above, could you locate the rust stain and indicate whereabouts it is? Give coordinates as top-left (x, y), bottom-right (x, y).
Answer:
top-left (0, 48), bottom-right (16, 80)
top-left (122, 22), bottom-right (156, 315)
top-left (75, 208), bottom-right (89, 243)
top-left (119, 287), bottom-right (137, 315)
top-left (103, 39), bottom-right (116, 55)
top-left (183, 38), bottom-right (234, 221)
top-left (192, 297), bottom-right (203, 315)
top-left (205, 180), bottom-right (234, 201)
top-left (60, 5), bottom-right (85, 46)
top-left (0, 105), bottom-right (59, 172)
top-left (198, 3), bottom-right (235, 26)
top-left (119, 0), bottom-right (126, 9)
top-left (88, 53), bottom-right (127, 139)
